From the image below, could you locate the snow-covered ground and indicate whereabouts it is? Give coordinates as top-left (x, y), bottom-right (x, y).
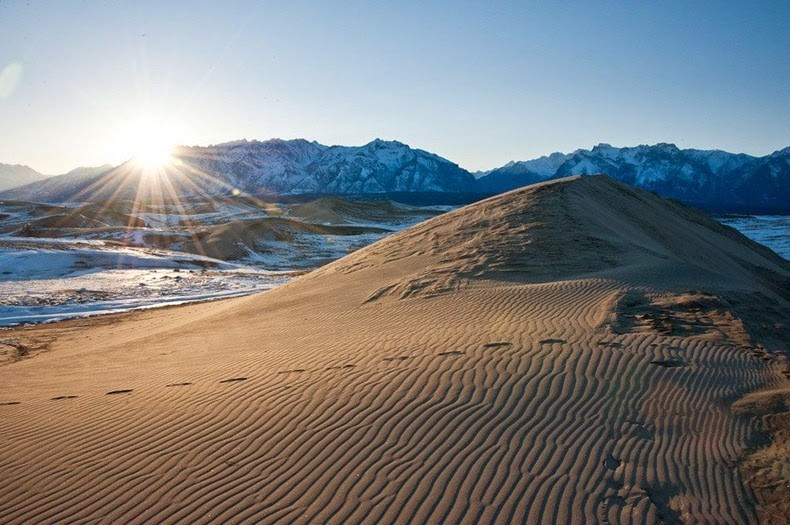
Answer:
top-left (717, 215), bottom-right (789, 260)
top-left (0, 237), bottom-right (242, 279)
top-left (0, 238), bottom-right (291, 326)
top-left (0, 267), bottom-right (289, 326)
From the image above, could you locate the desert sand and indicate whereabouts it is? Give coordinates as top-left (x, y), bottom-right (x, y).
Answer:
top-left (1, 175), bottom-right (788, 524)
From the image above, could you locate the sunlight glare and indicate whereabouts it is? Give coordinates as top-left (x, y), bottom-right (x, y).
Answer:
top-left (115, 116), bottom-right (180, 173)
top-left (133, 135), bottom-right (174, 172)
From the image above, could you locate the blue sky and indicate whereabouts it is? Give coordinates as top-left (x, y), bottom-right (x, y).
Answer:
top-left (1, 1), bottom-right (788, 174)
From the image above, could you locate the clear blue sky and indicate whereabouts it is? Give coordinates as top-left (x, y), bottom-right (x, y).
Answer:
top-left (1, 0), bottom-right (788, 174)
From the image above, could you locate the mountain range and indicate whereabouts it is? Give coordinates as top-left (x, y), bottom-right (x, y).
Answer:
top-left (478, 143), bottom-right (790, 212)
top-left (1, 140), bottom-right (788, 212)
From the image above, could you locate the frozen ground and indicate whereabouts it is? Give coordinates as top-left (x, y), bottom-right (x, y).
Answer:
top-left (0, 267), bottom-right (289, 326)
top-left (717, 215), bottom-right (789, 260)
top-left (0, 238), bottom-right (291, 326)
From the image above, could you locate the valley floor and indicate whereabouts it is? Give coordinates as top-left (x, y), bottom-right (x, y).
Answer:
top-left (0, 198), bottom-right (444, 327)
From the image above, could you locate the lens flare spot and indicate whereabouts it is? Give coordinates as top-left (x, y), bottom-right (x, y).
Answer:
top-left (0, 62), bottom-right (23, 99)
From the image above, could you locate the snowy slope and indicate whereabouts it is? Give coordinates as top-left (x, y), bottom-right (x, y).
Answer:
top-left (304, 139), bottom-right (472, 193)
top-left (181, 139), bottom-right (328, 195)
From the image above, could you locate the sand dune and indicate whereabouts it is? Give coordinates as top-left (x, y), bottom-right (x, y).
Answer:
top-left (290, 197), bottom-right (442, 225)
top-left (179, 217), bottom-right (389, 261)
top-left (1, 175), bottom-right (788, 524)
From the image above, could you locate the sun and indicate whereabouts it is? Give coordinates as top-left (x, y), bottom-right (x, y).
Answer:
top-left (114, 115), bottom-right (180, 173)
top-left (132, 134), bottom-right (174, 172)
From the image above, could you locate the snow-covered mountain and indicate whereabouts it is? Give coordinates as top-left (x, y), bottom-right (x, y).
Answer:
top-left (180, 139), bottom-right (329, 195)
top-left (183, 138), bottom-right (473, 194)
top-left (0, 139), bottom-right (474, 202)
top-left (479, 143), bottom-right (790, 212)
top-left (0, 163), bottom-right (48, 191)
top-left (1, 140), bottom-right (787, 212)
top-left (304, 139), bottom-right (473, 193)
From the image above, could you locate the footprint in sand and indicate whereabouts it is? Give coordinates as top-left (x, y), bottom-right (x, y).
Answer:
top-left (605, 478), bottom-right (625, 490)
top-left (219, 377), bottom-right (247, 383)
top-left (0, 401), bottom-right (21, 406)
top-left (629, 423), bottom-right (653, 440)
top-left (650, 359), bottom-right (686, 368)
top-left (483, 342), bottom-right (512, 348)
top-left (597, 494), bottom-right (628, 522)
top-left (603, 454), bottom-right (622, 470)
top-left (106, 389), bottom-right (133, 395)
top-left (51, 395), bottom-right (78, 400)
top-left (165, 382), bottom-right (193, 387)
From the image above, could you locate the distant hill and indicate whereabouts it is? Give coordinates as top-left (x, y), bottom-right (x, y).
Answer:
top-left (1, 141), bottom-right (787, 212)
top-left (0, 164), bottom-right (113, 202)
top-left (0, 163), bottom-right (48, 191)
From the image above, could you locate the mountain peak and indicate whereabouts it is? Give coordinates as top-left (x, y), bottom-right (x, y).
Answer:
top-left (365, 138), bottom-right (407, 149)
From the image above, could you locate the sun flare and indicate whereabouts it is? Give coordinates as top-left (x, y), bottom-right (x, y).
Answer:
top-left (132, 137), bottom-right (174, 172)
top-left (115, 116), bottom-right (180, 173)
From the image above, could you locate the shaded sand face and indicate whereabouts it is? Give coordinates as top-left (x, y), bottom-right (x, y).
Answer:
top-left (1, 176), bottom-right (788, 524)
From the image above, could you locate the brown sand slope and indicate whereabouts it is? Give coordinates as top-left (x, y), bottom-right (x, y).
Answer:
top-left (290, 197), bottom-right (442, 224)
top-left (1, 175), bottom-right (788, 524)
top-left (179, 218), bottom-right (389, 261)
